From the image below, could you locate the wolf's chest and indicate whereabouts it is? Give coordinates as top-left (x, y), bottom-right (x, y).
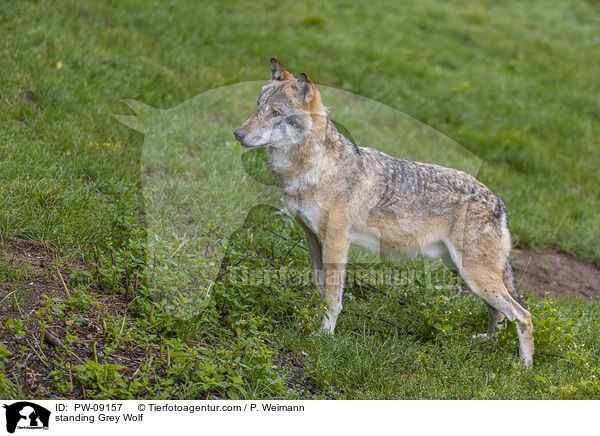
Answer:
top-left (281, 194), bottom-right (322, 235)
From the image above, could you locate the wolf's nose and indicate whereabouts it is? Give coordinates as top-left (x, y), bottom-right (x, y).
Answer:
top-left (234, 128), bottom-right (244, 142)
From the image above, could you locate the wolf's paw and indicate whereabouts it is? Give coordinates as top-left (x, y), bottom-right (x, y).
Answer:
top-left (520, 357), bottom-right (533, 368)
top-left (519, 353), bottom-right (534, 368)
top-left (320, 318), bottom-right (336, 335)
top-left (472, 333), bottom-right (492, 340)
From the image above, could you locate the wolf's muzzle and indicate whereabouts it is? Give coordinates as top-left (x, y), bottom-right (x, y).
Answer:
top-left (233, 128), bottom-right (245, 143)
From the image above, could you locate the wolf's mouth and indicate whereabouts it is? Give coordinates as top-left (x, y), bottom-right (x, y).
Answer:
top-left (234, 129), bottom-right (256, 149)
top-left (234, 134), bottom-right (265, 149)
top-left (237, 138), bottom-right (262, 149)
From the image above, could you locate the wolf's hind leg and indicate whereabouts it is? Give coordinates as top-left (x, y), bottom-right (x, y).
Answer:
top-left (473, 303), bottom-right (506, 339)
top-left (464, 267), bottom-right (534, 366)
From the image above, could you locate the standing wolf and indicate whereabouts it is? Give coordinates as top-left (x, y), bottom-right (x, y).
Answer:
top-left (234, 58), bottom-right (534, 366)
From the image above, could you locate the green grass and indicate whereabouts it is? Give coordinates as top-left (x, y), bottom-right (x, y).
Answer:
top-left (280, 284), bottom-right (600, 399)
top-left (1, 0), bottom-right (599, 399)
top-left (1, 0), bottom-right (599, 260)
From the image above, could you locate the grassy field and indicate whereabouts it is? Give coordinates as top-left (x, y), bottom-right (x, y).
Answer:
top-left (1, 0), bottom-right (599, 399)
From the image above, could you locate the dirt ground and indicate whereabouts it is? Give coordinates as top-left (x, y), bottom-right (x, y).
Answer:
top-left (0, 241), bottom-right (145, 398)
top-left (513, 249), bottom-right (600, 301)
top-left (0, 240), bottom-right (599, 397)
top-left (0, 240), bottom-right (65, 320)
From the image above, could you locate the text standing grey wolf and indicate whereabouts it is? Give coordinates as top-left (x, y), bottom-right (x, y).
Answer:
top-left (233, 58), bottom-right (534, 366)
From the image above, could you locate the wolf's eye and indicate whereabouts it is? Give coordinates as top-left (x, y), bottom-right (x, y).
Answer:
top-left (271, 109), bottom-right (280, 117)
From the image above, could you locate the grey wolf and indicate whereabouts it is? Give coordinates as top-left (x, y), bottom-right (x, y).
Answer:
top-left (233, 58), bottom-right (534, 366)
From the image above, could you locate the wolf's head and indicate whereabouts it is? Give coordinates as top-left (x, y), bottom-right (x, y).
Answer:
top-left (234, 58), bottom-right (326, 149)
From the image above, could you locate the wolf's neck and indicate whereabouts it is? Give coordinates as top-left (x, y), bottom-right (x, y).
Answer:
top-left (319, 117), bottom-right (357, 154)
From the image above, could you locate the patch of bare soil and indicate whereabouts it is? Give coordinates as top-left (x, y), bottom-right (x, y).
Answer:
top-left (274, 349), bottom-right (323, 398)
top-left (0, 240), bottom-right (63, 318)
top-left (0, 240), bottom-right (152, 398)
top-left (513, 249), bottom-right (600, 300)
top-left (1, 240), bottom-right (323, 399)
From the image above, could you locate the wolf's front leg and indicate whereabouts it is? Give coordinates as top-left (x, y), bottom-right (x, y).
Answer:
top-left (300, 225), bottom-right (324, 288)
top-left (321, 232), bottom-right (350, 334)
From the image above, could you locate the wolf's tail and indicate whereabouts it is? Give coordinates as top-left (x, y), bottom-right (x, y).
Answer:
top-left (504, 256), bottom-right (526, 309)
top-left (495, 195), bottom-right (526, 309)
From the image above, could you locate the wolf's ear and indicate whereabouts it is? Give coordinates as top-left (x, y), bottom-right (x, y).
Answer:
top-left (270, 58), bottom-right (293, 81)
top-left (296, 72), bottom-right (315, 102)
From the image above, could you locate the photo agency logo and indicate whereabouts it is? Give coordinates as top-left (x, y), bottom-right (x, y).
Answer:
top-left (3, 402), bottom-right (50, 433)
top-left (114, 60), bottom-right (482, 321)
